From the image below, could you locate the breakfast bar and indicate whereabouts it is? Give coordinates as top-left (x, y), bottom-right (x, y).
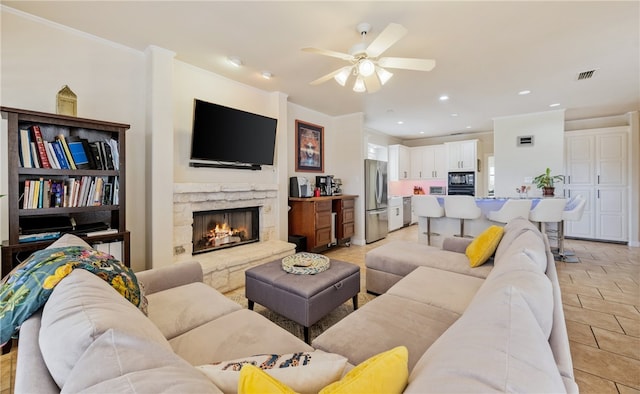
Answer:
top-left (416, 197), bottom-right (560, 246)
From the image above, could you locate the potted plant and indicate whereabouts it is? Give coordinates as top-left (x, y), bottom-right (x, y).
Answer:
top-left (533, 168), bottom-right (564, 197)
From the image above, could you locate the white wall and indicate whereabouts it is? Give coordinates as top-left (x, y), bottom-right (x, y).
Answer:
top-left (493, 110), bottom-right (565, 198)
top-left (0, 7), bottom-right (148, 271)
top-left (173, 61), bottom-right (284, 185)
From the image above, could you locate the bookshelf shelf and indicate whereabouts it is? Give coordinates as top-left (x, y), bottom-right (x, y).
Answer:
top-left (1, 106), bottom-right (130, 277)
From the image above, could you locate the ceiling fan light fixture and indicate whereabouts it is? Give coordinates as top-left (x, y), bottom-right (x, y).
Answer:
top-left (376, 67), bottom-right (393, 85)
top-left (358, 59), bottom-right (375, 77)
top-left (227, 56), bottom-right (242, 67)
top-left (334, 67), bottom-right (352, 86)
top-left (353, 76), bottom-right (366, 93)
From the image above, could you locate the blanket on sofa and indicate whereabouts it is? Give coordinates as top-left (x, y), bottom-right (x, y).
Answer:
top-left (0, 246), bottom-right (145, 345)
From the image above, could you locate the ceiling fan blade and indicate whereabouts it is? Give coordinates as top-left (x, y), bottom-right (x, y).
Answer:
top-left (378, 57), bottom-right (436, 71)
top-left (366, 23), bottom-right (408, 58)
top-left (309, 66), bottom-right (353, 85)
top-left (364, 72), bottom-right (381, 93)
top-left (302, 47), bottom-right (353, 61)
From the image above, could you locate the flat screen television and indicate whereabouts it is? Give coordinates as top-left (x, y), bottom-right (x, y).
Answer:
top-left (189, 99), bottom-right (278, 169)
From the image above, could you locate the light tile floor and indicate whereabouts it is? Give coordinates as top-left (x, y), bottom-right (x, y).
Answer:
top-left (1, 224), bottom-right (638, 393)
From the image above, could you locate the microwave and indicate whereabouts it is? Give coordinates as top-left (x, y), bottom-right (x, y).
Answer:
top-left (429, 186), bottom-right (446, 195)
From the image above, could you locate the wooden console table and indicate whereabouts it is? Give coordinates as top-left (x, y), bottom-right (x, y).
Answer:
top-left (288, 195), bottom-right (357, 252)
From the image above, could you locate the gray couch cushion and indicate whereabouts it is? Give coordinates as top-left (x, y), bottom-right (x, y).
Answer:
top-left (168, 309), bottom-right (313, 365)
top-left (61, 328), bottom-right (221, 393)
top-left (387, 266), bottom-right (484, 314)
top-left (366, 240), bottom-right (493, 279)
top-left (145, 282), bottom-right (242, 340)
top-left (312, 293), bottom-right (460, 371)
top-left (405, 282), bottom-right (563, 393)
top-left (40, 269), bottom-right (171, 389)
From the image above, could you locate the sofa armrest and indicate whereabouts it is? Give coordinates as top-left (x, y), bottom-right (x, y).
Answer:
top-left (441, 237), bottom-right (472, 254)
top-left (15, 310), bottom-right (59, 394)
top-left (136, 260), bottom-right (203, 295)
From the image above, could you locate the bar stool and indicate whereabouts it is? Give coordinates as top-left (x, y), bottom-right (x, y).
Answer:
top-left (559, 195), bottom-right (587, 263)
top-left (528, 198), bottom-right (567, 257)
top-left (413, 195), bottom-right (445, 245)
top-left (444, 196), bottom-right (481, 238)
top-left (487, 199), bottom-right (532, 224)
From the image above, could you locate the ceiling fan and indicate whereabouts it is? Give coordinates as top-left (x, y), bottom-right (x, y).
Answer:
top-left (302, 22), bottom-right (436, 93)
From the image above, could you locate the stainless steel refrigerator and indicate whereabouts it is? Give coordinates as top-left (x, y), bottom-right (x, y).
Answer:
top-left (364, 159), bottom-right (389, 243)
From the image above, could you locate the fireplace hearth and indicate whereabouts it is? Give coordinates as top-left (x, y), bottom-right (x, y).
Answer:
top-left (192, 207), bottom-right (259, 254)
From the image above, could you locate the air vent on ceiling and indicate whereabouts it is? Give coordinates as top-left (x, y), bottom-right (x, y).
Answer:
top-left (576, 69), bottom-right (597, 80)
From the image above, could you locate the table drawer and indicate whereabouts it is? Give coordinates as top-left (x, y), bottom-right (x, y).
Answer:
top-left (316, 212), bottom-right (332, 228)
top-left (342, 199), bottom-right (355, 209)
top-left (316, 227), bottom-right (332, 245)
top-left (342, 222), bottom-right (354, 238)
top-left (342, 208), bottom-right (354, 223)
top-left (316, 201), bottom-right (332, 212)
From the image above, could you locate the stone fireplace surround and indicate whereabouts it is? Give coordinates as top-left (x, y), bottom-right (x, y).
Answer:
top-left (173, 183), bottom-right (294, 292)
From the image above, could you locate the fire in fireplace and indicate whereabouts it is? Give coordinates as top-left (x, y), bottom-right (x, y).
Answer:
top-left (192, 207), bottom-right (259, 254)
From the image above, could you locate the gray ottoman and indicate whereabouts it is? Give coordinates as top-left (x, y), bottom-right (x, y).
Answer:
top-left (245, 258), bottom-right (360, 343)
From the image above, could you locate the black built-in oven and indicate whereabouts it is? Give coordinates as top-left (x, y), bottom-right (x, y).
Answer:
top-left (447, 171), bottom-right (475, 196)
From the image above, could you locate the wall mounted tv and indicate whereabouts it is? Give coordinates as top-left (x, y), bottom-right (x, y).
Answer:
top-left (189, 99), bottom-right (278, 170)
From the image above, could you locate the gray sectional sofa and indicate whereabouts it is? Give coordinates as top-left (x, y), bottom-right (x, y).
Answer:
top-left (313, 217), bottom-right (578, 392)
top-left (14, 217), bottom-right (577, 393)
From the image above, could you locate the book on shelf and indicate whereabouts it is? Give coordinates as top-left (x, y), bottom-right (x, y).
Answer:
top-left (44, 141), bottom-right (60, 169)
top-left (88, 142), bottom-right (104, 170)
top-left (67, 140), bottom-right (91, 170)
top-left (102, 142), bottom-right (115, 170)
top-left (55, 134), bottom-right (76, 170)
top-left (22, 180), bottom-right (30, 209)
top-left (107, 138), bottom-right (119, 170)
top-left (30, 142), bottom-right (41, 168)
top-left (30, 125), bottom-right (51, 169)
top-left (19, 232), bottom-right (61, 243)
top-left (85, 228), bottom-right (118, 237)
top-left (19, 129), bottom-right (33, 168)
top-left (51, 141), bottom-right (70, 169)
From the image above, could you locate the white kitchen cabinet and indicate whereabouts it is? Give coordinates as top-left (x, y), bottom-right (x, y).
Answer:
top-left (410, 145), bottom-right (446, 179)
top-left (389, 144), bottom-right (410, 181)
top-left (388, 197), bottom-right (403, 231)
top-left (564, 128), bottom-right (628, 242)
top-left (446, 140), bottom-right (477, 171)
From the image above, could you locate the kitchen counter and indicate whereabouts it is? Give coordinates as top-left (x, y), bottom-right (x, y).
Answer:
top-left (417, 196), bottom-right (565, 246)
top-left (289, 194), bottom-right (358, 202)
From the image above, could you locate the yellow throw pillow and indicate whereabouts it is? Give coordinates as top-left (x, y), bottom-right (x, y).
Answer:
top-left (237, 346), bottom-right (409, 394)
top-left (319, 346), bottom-right (408, 394)
top-left (466, 225), bottom-right (505, 267)
top-left (238, 364), bottom-right (297, 394)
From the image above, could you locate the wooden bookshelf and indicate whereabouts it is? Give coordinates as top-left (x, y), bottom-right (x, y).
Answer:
top-left (1, 107), bottom-right (130, 277)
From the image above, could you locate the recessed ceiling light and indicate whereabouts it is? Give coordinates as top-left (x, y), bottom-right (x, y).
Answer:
top-left (228, 56), bottom-right (242, 67)
top-left (397, 121), bottom-right (404, 125)
top-left (419, 131), bottom-right (425, 134)
top-left (549, 103), bottom-right (561, 107)
top-left (518, 90), bottom-right (531, 95)
top-left (466, 126), bottom-right (472, 129)
top-left (439, 95), bottom-right (449, 101)
top-left (451, 113), bottom-right (459, 117)
top-left (261, 71), bottom-right (272, 80)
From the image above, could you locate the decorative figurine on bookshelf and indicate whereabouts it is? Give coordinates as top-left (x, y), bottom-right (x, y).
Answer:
top-left (56, 85), bottom-right (77, 117)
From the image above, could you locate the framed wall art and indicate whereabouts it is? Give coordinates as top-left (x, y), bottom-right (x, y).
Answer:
top-left (295, 120), bottom-right (324, 172)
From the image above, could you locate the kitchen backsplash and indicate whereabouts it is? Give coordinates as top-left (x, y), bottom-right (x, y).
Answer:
top-left (389, 180), bottom-right (447, 196)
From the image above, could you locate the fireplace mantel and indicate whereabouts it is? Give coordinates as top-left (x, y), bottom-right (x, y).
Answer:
top-left (173, 182), bottom-right (294, 292)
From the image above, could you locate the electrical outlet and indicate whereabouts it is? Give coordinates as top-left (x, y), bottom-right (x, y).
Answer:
top-left (524, 177), bottom-right (533, 184)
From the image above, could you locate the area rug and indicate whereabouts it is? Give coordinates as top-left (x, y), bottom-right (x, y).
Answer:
top-left (226, 291), bottom-right (376, 343)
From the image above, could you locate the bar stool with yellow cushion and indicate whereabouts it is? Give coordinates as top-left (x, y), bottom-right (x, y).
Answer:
top-left (487, 199), bottom-right (532, 224)
top-left (413, 195), bottom-right (444, 245)
top-left (444, 195), bottom-right (482, 238)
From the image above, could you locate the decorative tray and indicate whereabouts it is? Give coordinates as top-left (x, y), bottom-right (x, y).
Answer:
top-left (281, 253), bottom-right (330, 275)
